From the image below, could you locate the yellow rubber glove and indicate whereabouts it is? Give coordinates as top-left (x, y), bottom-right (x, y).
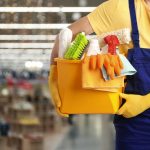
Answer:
top-left (117, 93), bottom-right (150, 118)
top-left (108, 54), bottom-right (124, 76)
top-left (88, 54), bottom-right (124, 80)
top-left (48, 65), bottom-right (69, 117)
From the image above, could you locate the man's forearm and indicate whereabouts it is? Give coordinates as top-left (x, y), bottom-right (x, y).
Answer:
top-left (50, 16), bottom-right (94, 65)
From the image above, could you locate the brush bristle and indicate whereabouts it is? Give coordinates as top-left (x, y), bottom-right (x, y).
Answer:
top-left (64, 33), bottom-right (88, 60)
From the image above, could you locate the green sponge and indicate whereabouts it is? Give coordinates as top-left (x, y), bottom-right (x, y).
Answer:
top-left (64, 32), bottom-right (88, 60)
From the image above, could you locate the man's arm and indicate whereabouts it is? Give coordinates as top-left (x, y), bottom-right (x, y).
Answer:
top-left (50, 16), bottom-right (94, 64)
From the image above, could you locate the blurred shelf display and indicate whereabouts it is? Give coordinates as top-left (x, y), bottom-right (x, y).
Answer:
top-left (22, 134), bottom-right (44, 150)
top-left (0, 0), bottom-right (102, 7)
top-left (0, 137), bottom-right (7, 150)
top-left (0, 84), bottom-right (69, 150)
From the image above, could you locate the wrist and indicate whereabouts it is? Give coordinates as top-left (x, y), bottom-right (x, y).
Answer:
top-left (144, 94), bottom-right (150, 108)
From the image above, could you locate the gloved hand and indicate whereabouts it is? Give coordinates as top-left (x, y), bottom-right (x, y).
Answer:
top-left (117, 93), bottom-right (150, 118)
top-left (107, 53), bottom-right (124, 76)
top-left (103, 54), bottom-right (115, 79)
top-left (89, 54), bottom-right (99, 70)
top-left (83, 36), bottom-right (123, 80)
top-left (48, 65), bottom-right (69, 117)
top-left (88, 53), bottom-right (123, 80)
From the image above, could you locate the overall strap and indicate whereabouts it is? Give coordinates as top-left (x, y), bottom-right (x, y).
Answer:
top-left (129, 0), bottom-right (140, 48)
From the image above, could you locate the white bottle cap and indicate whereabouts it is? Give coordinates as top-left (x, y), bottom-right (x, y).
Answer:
top-left (90, 39), bottom-right (99, 45)
top-left (87, 39), bottom-right (100, 56)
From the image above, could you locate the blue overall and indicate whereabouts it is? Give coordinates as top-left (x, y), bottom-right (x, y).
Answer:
top-left (114, 0), bottom-right (150, 149)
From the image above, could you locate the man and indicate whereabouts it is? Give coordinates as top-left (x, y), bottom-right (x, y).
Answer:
top-left (49, 0), bottom-right (150, 149)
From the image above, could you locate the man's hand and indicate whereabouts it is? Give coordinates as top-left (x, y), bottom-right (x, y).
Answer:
top-left (117, 93), bottom-right (150, 118)
top-left (48, 65), bottom-right (69, 117)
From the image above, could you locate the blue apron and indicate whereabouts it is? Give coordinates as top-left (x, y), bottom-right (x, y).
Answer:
top-left (114, 0), bottom-right (150, 149)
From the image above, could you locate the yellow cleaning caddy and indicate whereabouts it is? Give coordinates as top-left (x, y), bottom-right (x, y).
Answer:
top-left (55, 58), bottom-right (123, 114)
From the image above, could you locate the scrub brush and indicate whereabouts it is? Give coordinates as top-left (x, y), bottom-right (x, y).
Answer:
top-left (64, 32), bottom-right (89, 60)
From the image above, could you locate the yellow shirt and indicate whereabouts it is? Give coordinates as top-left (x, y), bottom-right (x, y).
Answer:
top-left (87, 0), bottom-right (150, 54)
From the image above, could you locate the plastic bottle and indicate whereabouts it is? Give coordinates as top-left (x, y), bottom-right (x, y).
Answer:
top-left (87, 39), bottom-right (100, 56)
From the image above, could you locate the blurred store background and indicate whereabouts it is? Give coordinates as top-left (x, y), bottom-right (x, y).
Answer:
top-left (0, 0), bottom-right (116, 150)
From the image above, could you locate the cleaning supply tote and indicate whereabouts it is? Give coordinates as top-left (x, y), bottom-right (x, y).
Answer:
top-left (55, 58), bottom-right (122, 114)
top-left (50, 33), bottom-right (136, 115)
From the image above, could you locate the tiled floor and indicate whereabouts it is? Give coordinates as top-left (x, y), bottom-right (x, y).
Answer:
top-left (44, 126), bottom-right (70, 150)
top-left (55, 115), bottom-right (115, 150)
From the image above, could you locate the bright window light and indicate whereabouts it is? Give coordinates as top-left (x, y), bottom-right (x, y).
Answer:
top-left (0, 7), bottom-right (95, 12)
top-left (0, 35), bottom-right (95, 40)
top-left (0, 35), bottom-right (56, 40)
top-left (0, 24), bottom-right (70, 29)
top-left (25, 61), bottom-right (43, 70)
top-left (0, 43), bottom-right (54, 48)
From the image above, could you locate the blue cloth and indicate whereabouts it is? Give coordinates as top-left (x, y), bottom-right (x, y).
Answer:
top-left (114, 0), bottom-right (150, 150)
top-left (102, 54), bottom-right (137, 80)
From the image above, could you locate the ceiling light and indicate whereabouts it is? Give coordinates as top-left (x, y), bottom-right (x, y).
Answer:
top-left (0, 24), bottom-right (70, 29)
top-left (72, 12), bottom-right (82, 21)
top-left (25, 61), bottom-right (43, 70)
top-left (0, 43), bottom-right (54, 48)
top-left (0, 7), bottom-right (95, 13)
